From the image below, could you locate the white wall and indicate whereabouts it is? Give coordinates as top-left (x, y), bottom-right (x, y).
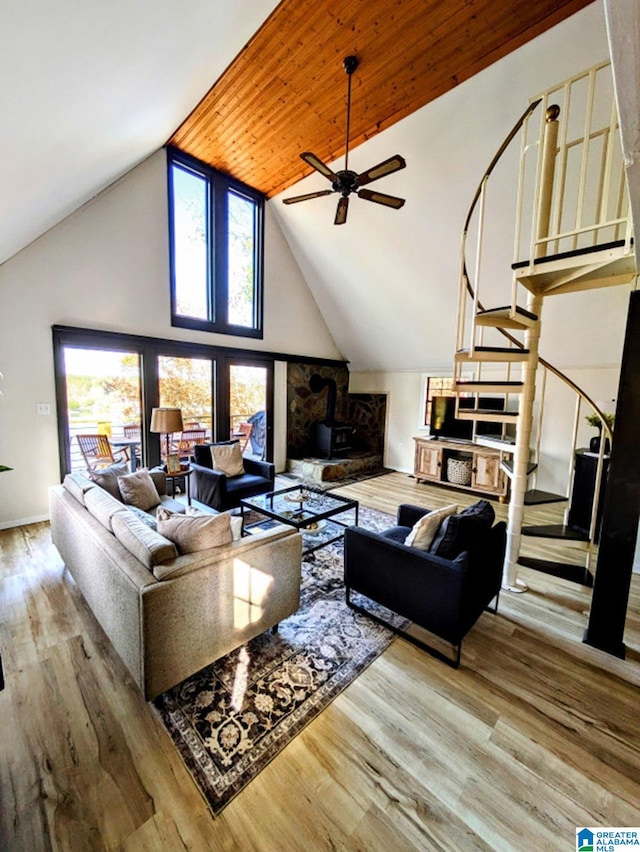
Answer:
top-left (350, 354), bottom-right (627, 495)
top-left (0, 150), bottom-right (342, 528)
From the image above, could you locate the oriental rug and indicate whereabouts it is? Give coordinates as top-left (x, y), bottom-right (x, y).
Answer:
top-left (153, 506), bottom-right (407, 814)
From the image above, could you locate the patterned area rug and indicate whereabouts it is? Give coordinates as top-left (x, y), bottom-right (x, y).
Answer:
top-left (278, 467), bottom-right (393, 491)
top-left (153, 506), bottom-right (407, 814)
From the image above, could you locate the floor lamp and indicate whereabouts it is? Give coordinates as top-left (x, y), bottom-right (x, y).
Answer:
top-left (150, 407), bottom-right (184, 462)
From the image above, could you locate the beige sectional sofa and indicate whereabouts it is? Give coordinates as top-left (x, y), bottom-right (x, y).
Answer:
top-left (49, 471), bottom-right (302, 699)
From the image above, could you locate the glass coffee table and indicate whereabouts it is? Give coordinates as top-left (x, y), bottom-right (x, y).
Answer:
top-left (241, 484), bottom-right (359, 554)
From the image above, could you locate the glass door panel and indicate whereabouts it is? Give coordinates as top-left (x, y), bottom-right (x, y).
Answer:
top-left (63, 347), bottom-right (142, 472)
top-left (158, 355), bottom-right (214, 462)
top-left (229, 364), bottom-right (268, 459)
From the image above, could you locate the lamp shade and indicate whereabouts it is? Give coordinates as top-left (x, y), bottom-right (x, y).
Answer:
top-left (150, 407), bottom-right (184, 434)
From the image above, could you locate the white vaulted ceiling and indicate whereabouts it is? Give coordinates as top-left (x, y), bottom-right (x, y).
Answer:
top-left (1, 0), bottom-right (592, 268)
top-left (0, 0), bottom-right (280, 264)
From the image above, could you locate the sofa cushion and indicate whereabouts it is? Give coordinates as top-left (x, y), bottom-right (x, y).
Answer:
top-left (87, 461), bottom-right (129, 501)
top-left (148, 469), bottom-right (168, 498)
top-left (225, 473), bottom-right (272, 498)
top-left (210, 441), bottom-right (245, 477)
top-left (118, 469), bottom-right (161, 511)
top-left (404, 504), bottom-right (458, 551)
top-left (111, 510), bottom-right (178, 568)
top-left (430, 500), bottom-right (496, 560)
top-left (156, 507), bottom-right (233, 553)
top-left (149, 496), bottom-right (186, 516)
top-left (84, 486), bottom-right (127, 532)
top-left (63, 472), bottom-right (94, 505)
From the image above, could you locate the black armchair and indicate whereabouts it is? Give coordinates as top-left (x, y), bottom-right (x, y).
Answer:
top-left (191, 442), bottom-right (275, 512)
top-left (344, 502), bottom-right (506, 667)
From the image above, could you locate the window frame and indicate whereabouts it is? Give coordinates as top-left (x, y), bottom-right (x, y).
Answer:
top-left (167, 147), bottom-right (264, 339)
top-left (53, 324), bottom-right (348, 479)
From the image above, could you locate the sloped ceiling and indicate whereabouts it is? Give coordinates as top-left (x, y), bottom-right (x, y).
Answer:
top-left (1, 0), bottom-right (591, 267)
top-left (270, 1), bottom-right (625, 372)
top-left (171, 0), bottom-right (593, 198)
top-left (2, 0), bottom-right (620, 376)
top-left (0, 0), bottom-right (281, 265)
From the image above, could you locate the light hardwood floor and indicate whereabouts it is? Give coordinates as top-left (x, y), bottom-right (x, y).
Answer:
top-left (1, 472), bottom-right (639, 851)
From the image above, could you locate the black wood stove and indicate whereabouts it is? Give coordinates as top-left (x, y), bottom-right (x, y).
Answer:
top-left (309, 374), bottom-right (353, 460)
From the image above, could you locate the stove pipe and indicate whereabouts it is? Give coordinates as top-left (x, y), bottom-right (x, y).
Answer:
top-left (309, 374), bottom-right (337, 424)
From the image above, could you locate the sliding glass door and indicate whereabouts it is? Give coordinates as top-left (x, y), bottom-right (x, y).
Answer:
top-left (227, 361), bottom-right (271, 459)
top-left (62, 346), bottom-right (142, 472)
top-left (53, 328), bottom-right (279, 477)
top-left (157, 355), bottom-right (214, 463)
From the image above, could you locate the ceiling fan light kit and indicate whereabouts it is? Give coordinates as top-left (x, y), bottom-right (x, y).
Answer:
top-left (283, 55), bottom-right (407, 224)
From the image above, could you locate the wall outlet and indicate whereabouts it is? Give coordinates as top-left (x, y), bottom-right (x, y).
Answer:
top-left (36, 403), bottom-right (51, 415)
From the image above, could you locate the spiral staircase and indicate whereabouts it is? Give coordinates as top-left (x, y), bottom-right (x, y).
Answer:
top-left (453, 60), bottom-right (637, 593)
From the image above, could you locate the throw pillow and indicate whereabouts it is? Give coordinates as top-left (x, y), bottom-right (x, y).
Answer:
top-left (185, 505), bottom-right (243, 540)
top-left (117, 469), bottom-right (161, 511)
top-left (404, 504), bottom-right (458, 551)
top-left (430, 499), bottom-right (496, 560)
top-left (87, 461), bottom-right (129, 501)
top-left (211, 442), bottom-right (245, 477)
top-left (157, 509), bottom-right (233, 554)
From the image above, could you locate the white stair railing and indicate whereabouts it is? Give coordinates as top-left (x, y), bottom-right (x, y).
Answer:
top-left (454, 59), bottom-right (629, 591)
top-left (517, 60), bottom-right (633, 267)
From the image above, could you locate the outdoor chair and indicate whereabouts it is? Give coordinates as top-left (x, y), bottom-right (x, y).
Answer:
top-left (123, 424), bottom-right (141, 440)
top-left (76, 434), bottom-right (128, 471)
top-left (232, 421), bottom-right (253, 453)
top-left (175, 429), bottom-right (207, 462)
top-left (122, 424), bottom-right (142, 467)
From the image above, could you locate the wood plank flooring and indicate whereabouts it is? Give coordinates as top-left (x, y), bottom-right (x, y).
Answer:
top-left (1, 471), bottom-right (639, 850)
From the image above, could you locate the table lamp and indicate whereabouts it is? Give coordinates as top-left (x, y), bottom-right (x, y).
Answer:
top-left (150, 407), bottom-right (184, 461)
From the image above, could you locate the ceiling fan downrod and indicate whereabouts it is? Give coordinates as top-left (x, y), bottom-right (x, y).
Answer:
top-left (282, 54), bottom-right (406, 224)
top-left (343, 55), bottom-right (358, 174)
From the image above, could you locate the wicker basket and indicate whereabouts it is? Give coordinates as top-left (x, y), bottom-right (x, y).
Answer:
top-left (447, 456), bottom-right (472, 486)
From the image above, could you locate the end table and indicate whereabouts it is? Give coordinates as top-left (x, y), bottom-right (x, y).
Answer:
top-left (165, 467), bottom-right (192, 505)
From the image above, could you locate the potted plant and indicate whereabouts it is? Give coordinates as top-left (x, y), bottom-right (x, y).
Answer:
top-left (585, 411), bottom-right (614, 454)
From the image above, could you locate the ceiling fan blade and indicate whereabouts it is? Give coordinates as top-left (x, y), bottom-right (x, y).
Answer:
top-left (356, 155), bottom-right (407, 187)
top-left (357, 189), bottom-right (406, 210)
top-left (334, 196), bottom-right (349, 225)
top-left (282, 189), bottom-right (334, 205)
top-left (300, 152), bottom-right (339, 181)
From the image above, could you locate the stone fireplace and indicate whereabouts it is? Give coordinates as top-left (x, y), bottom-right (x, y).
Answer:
top-left (286, 363), bottom-right (387, 481)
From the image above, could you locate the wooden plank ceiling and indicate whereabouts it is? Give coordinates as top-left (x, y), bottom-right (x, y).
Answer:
top-left (169, 0), bottom-right (595, 198)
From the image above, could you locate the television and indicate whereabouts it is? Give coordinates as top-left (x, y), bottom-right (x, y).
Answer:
top-left (429, 395), bottom-right (506, 441)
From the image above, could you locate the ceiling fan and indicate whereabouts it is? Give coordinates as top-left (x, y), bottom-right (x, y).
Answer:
top-left (283, 55), bottom-right (406, 225)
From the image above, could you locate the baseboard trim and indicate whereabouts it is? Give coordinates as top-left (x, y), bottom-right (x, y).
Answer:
top-left (0, 513), bottom-right (50, 531)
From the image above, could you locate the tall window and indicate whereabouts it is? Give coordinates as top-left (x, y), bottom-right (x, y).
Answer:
top-left (167, 148), bottom-right (264, 338)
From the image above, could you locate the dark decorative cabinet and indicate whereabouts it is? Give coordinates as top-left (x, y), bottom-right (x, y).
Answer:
top-left (568, 449), bottom-right (610, 540)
